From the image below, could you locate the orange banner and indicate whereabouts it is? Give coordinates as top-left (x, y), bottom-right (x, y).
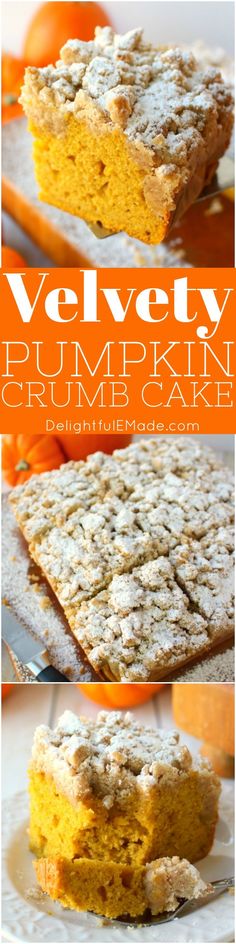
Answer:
top-left (0, 266), bottom-right (235, 434)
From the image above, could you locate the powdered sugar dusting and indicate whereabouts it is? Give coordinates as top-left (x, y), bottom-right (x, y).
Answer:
top-left (76, 558), bottom-right (209, 681)
top-left (31, 708), bottom-right (218, 806)
top-left (2, 496), bottom-right (95, 681)
top-left (21, 27), bottom-right (233, 166)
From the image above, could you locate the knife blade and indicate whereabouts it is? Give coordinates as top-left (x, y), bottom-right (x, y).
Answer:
top-left (2, 604), bottom-right (68, 682)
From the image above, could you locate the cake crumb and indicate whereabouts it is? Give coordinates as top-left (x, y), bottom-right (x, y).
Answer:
top-left (39, 596), bottom-right (52, 610)
top-left (204, 197), bottom-right (223, 216)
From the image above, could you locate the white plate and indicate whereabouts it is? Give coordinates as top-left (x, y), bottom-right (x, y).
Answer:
top-left (2, 787), bottom-right (235, 943)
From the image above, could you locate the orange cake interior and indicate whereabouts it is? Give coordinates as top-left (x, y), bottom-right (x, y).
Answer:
top-left (34, 854), bottom-right (211, 919)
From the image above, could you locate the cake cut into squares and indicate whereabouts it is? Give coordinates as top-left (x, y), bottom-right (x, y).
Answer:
top-left (29, 710), bottom-right (220, 867)
top-left (34, 854), bottom-right (211, 919)
top-left (15, 491), bottom-right (171, 610)
top-left (73, 557), bottom-right (210, 680)
top-left (20, 28), bottom-right (233, 244)
top-left (9, 437), bottom-right (234, 681)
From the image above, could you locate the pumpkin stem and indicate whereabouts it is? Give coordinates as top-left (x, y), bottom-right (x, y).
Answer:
top-left (3, 93), bottom-right (18, 105)
top-left (15, 459), bottom-right (30, 471)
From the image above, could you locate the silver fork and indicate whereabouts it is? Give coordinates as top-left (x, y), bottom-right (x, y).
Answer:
top-left (115, 876), bottom-right (234, 927)
top-left (88, 155), bottom-right (234, 238)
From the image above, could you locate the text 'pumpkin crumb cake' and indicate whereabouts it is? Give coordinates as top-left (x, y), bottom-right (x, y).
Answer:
top-left (20, 27), bottom-right (233, 244)
top-left (31, 710), bottom-right (216, 917)
top-left (9, 437), bottom-right (234, 681)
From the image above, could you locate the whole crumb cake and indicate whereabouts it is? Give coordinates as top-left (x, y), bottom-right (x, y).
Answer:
top-left (29, 710), bottom-right (220, 870)
top-left (35, 854), bottom-right (211, 919)
top-left (20, 27), bottom-right (233, 244)
top-left (10, 438), bottom-right (234, 681)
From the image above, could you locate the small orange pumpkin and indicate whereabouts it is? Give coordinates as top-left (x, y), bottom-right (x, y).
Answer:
top-left (78, 683), bottom-right (165, 709)
top-left (57, 434), bottom-right (132, 462)
top-left (23, 1), bottom-right (113, 67)
top-left (2, 52), bottom-right (26, 124)
top-left (1, 246), bottom-right (28, 268)
top-left (2, 434), bottom-right (65, 486)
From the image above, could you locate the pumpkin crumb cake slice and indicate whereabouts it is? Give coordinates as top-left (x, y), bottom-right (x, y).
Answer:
top-left (34, 854), bottom-right (211, 919)
top-left (29, 711), bottom-right (220, 895)
top-left (20, 27), bottom-right (233, 244)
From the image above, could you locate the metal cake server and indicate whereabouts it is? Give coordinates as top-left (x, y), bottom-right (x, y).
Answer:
top-left (88, 155), bottom-right (234, 238)
top-left (2, 603), bottom-right (68, 682)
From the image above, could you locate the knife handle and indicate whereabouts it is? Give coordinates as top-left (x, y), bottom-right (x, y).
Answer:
top-left (37, 666), bottom-right (68, 682)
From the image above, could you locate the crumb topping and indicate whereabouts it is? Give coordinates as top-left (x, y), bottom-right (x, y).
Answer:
top-left (10, 436), bottom-right (232, 538)
top-left (113, 435), bottom-right (227, 480)
top-left (25, 491), bottom-right (168, 608)
top-left (31, 709), bottom-right (216, 806)
top-left (170, 527), bottom-right (234, 628)
top-left (144, 856), bottom-right (210, 912)
top-left (76, 558), bottom-right (209, 681)
top-left (21, 26), bottom-right (233, 165)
